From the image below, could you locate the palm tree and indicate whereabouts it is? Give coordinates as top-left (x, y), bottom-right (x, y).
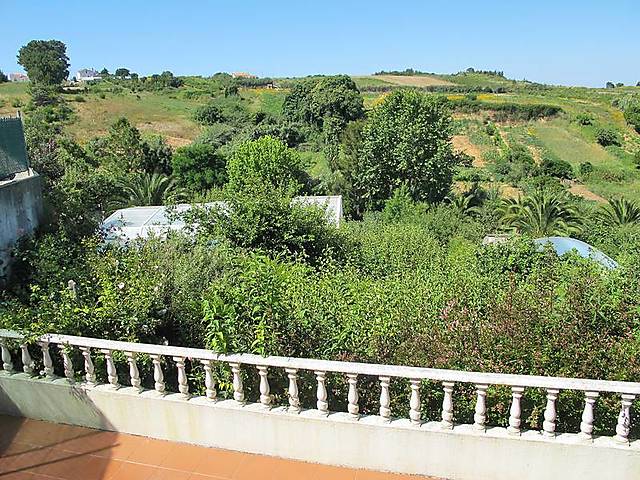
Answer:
top-left (597, 197), bottom-right (640, 226)
top-left (499, 189), bottom-right (583, 237)
top-left (109, 173), bottom-right (187, 210)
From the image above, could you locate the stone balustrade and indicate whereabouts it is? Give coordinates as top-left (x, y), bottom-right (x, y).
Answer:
top-left (0, 329), bottom-right (638, 446)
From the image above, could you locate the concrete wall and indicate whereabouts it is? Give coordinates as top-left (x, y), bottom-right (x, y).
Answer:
top-left (0, 171), bottom-right (43, 284)
top-left (0, 373), bottom-right (638, 480)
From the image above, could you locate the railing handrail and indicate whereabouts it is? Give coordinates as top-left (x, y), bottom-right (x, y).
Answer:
top-left (1, 329), bottom-right (639, 395)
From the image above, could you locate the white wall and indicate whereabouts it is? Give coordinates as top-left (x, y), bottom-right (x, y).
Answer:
top-left (0, 374), bottom-right (638, 480)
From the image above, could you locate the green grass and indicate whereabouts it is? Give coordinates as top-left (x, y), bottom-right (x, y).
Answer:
top-left (0, 82), bottom-right (30, 115)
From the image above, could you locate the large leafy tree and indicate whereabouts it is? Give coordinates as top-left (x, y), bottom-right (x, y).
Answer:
top-left (17, 40), bottom-right (69, 85)
top-left (499, 190), bottom-right (583, 237)
top-left (348, 89), bottom-right (456, 215)
top-left (172, 143), bottom-right (227, 191)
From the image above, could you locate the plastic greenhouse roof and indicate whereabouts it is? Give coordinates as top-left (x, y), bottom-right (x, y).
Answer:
top-left (534, 236), bottom-right (618, 269)
top-left (101, 196), bottom-right (343, 244)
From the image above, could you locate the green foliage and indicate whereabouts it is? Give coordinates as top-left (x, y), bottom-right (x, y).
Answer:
top-left (226, 136), bottom-right (306, 194)
top-left (193, 102), bottom-right (224, 125)
top-left (0, 70), bottom-right (8, 83)
top-left (17, 40), bottom-right (69, 85)
top-left (499, 189), bottom-right (583, 236)
top-left (88, 117), bottom-right (147, 172)
top-left (115, 68), bottom-right (130, 78)
top-left (283, 75), bottom-right (364, 130)
top-left (597, 198), bottom-right (640, 227)
top-left (142, 134), bottom-right (173, 175)
top-left (451, 98), bottom-right (562, 121)
top-left (172, 143), bottom-right (227, 191)
top-left (596, 127), bottom-right (621, 147)
top-left (623, 101), bottom-right (640, 133)
top-left (575, 112), bottom-right (595, 125)
top-left (349, 89), bottom-right (455, 215)
top-left (579, 161), bottom-right (594, 176)
top-left (109, 173), bottom-right (186, 210)
top-left (540, 157), bottom-right (574, 179)
top-left (195, 123), bottom-right (237, 148)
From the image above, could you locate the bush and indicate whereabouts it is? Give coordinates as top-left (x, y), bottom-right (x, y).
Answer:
top-left (596, 127), bottom-right (621, 147)
top-left (579, 161), bottom-right (594, 176)
top-left (172, 143), bottom-right (226, 191)
top-left (541, 158), bottom-right (574, 179)
top-left (193, 102), bottom-right (224, 125)
top-left (575, 112), bottom-right (594, 126)
top-left (74, 95), bottom-right (85, 102)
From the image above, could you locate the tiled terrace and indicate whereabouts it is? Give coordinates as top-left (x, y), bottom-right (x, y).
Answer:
top-left (0, 415), bottom-right (433, 480)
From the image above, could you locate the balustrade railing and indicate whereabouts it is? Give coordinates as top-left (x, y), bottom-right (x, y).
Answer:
top-left (0, 329), bottom-right (638, 444)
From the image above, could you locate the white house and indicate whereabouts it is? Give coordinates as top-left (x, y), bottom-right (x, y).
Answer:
top-left (8, 73), bottom-right (28, 82)
top-left (76, 69), bottom-right (102, 82)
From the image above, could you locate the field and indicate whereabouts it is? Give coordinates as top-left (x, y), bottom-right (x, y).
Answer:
top-left (1, 73), bottom-right (639, 202)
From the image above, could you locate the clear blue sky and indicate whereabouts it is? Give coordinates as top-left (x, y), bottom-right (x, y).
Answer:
top-left (2, 0), bottom-right (638, 87)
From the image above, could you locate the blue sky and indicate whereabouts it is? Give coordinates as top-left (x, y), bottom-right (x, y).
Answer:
top-left (1, 1), bottom-right (638, 87)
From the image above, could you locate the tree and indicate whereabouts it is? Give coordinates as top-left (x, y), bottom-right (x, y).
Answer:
top-left (623, 101), bottom-right (640, 133)
top-left (595, 127), bottom-right (621, 147)
top-left (606, 82), bottom-right (615, 89)
top-left (597, 197), bottom-right (640, 226)
top-left (348, 89), bottom-right (456, 215)
top-left (89, 117), bottom-right (147, 172)
top-left (17, 40), bottom-right (69, 85)
top-left (115, 68), bottom-right (130, 78)
top-left (499, 190), bottom-right (583, 236)
top-left (109, 173), bottom-right (185, 210)
top-left (193, 102), bottom-right (224, 125)
top-left (100, 68), bottom-right (109, 76)
top-left (0, 70), bottom-right (7, 83)
top-left (226, 136), bottom-right (306, 194)
top-left (172, 143), bottom-right (227, 191)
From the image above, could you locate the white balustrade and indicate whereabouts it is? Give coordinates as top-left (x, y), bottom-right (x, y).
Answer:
top-left (379, 376), bottom-right (391, 421)
top-left (230, 362), bottom-right (245, 403)
top-left (39, 342), bottom-right (54, 378)
top-left (173, 356), bottom-right (189, 398)
top-left (508, 386), bottom-right (525, 435)
top-left (150, 354), bottom-right (166, 394)
top-left (125, 352), bottom-right (142, 392)
top-left (580, 391), bottom-right (599, 440)
top-left (20, 344), bottom-right (33, 375)
top-left (315, 370), bottom-right (329, 415)
top-left (542, 389), bottom-right (559, 437)
top-left (257, 366), bottom-right (271, 408)
top-left (473, 384), bottom-right (488, 430)
top-left (347, 373), bottom-right (359, 417)
top-left (58, 345), bottom-right (74, 383)
top-left (1, 340), bottom-right (13, 373)
top-left (80, 347), bottom-right (96, 386)
top-left (615, 394), bottom-right (635, 443)
top-left (409, 379), bottom-right (421, 425)
top-left (0, 329), bottom-right (638, 444)
top-left (201, 360), bottom-right (217, 401)
top-left (101, 349), bottom-right (119, 389)
top-left (286, 368), bottom-right (300, 413)
top-left (441, 382), bottom-right (454, 429)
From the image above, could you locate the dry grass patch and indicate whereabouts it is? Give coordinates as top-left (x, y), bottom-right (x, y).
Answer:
top-left (375, 75), bottom-right (455, 87)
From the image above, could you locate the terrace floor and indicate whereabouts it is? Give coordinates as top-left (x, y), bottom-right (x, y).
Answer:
top-left (0, 415), bottom-right (435, 480)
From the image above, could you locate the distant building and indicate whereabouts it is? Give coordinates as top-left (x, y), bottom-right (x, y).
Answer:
top-left (231, 72), bottom-right (257, 79)
top-left (76, 69), bottom-right (102, 82)
top-left (8, 73), bottom-right (28, 82)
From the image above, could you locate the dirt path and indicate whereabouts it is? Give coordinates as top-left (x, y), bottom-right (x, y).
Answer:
top-left (568, 181), bottom-right (607, 203)
top-left (452, 135), bottom-right (485, 167)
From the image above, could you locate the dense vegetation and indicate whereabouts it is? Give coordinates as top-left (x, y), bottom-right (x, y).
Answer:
top-left (1, 44), bottom-right (640, 436)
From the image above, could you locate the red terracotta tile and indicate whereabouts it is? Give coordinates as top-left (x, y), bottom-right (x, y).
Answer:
top-left (89, 434), bottom-right (146, 461)
top-left (149, 468), bottom-right (193, 479)
top-left (192, 448), bottom-right (245, 477)
top-left (311, 464), bottom-right (357, 480)
top-left (157, 443), bottom-right (209, 472)
top-left (232, 455), bottom-right (282, 480)
top-left (125, 437), bottom-right (174, 466)
top-left (110, 461), bottom-right (157, 480)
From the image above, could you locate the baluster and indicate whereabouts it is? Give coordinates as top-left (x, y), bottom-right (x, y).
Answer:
top-left (257, 366), bottom-right (271, 408)
top-left (286, 368), bottom-right (301, 413)
top-left (379, 376), bottom-right (391, 421)
top-left (101, 349), bottom-right (119, 389)
top-left (579, 391), bottom-right (599, 440)
top-left (315, 371), bottom-right (329, 415)
top-left (441, 382), bottom-right (455, 429)
top-left (80, 347), bottom-right (96, 386)
top-left (201, 360), bottom-right (217, 401)
top-left (615, 394), bottom-right (635, 444)
top-left (173, 357), bottom-right (189, 398)
top-left (20, 344), bottom-right (33, 375)
top-left (39, 342), bottom-right (54, 378)
top-left (0, 340), bottom-right (13, 373)
top-left (230, 363), bottom-right (245, 403)
top-left (473, 384), bottom-right (488, 430)
top-left (507, 386), bottom-right (525, 434)
top-left (346, 373), bottom-right (359, 418)
top-left (58, 345), bottom-right (74, 383)
top-left (125, 352), bottom-right (141, 392)
top-left (409, 379), bottom-right (422, 425)
top-left (542, 389), bottom-right (559, 437)
top-left (150, 355), bottom-right (165, 394)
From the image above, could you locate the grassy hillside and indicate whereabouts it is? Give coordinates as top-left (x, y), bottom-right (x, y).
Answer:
top-left (1, 73), bottom-right (639, 202)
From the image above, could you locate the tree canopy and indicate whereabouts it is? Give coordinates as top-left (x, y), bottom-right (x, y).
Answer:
top-left (17, 40), bottom-right (69, 85)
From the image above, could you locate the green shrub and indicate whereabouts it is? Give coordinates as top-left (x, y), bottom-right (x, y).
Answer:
top-left (172, 143), bottom-right (226, 191)
top-left (596, 127), bottom-right (621, 147)
top-left (541, 157), bottom-right (574, 179)
top-left (575, 112), bottom-right (594, 125)
top-left (579, 161), bottom-right (594, 176)
top-left (193, 102), bottom-right (224, 125)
